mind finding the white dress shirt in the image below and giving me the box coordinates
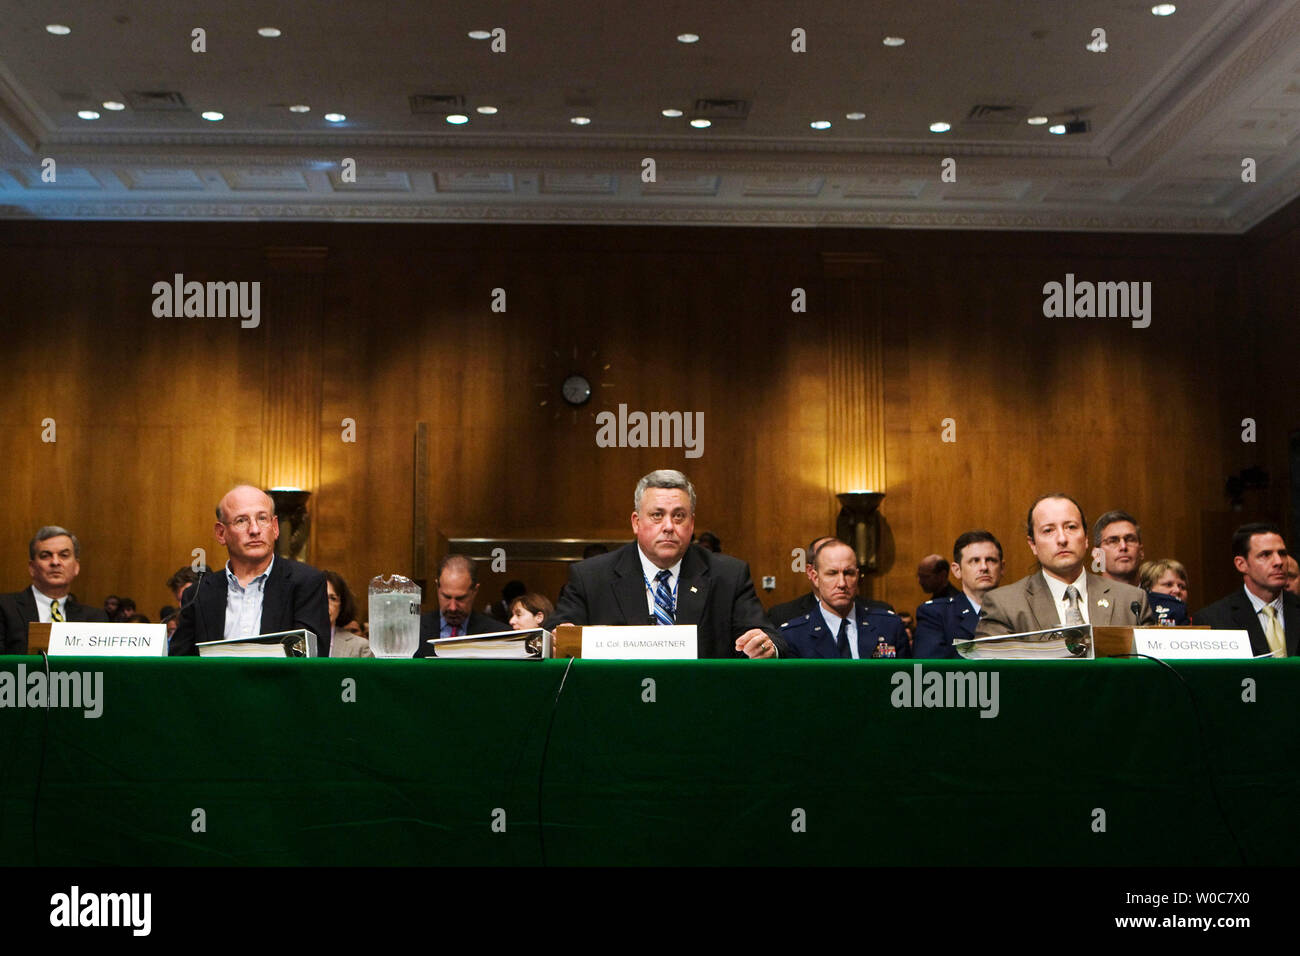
[1243,586,1285,639]
[637,547,682,622]
[1042,570,1090,625]
[31,586,67,623]
[223,556,275,640]
[818,602,859,658]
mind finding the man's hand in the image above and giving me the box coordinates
[736,628,776,659]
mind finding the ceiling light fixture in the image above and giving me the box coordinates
[257,27,281,37]
[846,112,866,120]
[77,110,99,120]
[1027,115,1048,125]
[468,30,491,40]
[324,112,346,123]
[201,111,224,121]
[289,104,310,113]
[446,114,469,124]
[1049,124,1066,134]
[810,120,831,130]
[677,33,700,43]
[662,108,683,118]
[102,101,125,111]
[690,118,711,128]
[476,106,498,115]
[1151,3,1176,15]
[570,116,591,125]
[929,121,950,133]
[882,36,905,47]
[46,24,71,35]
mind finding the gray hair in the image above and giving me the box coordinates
[30,525,80,560]
[634,470,697,514]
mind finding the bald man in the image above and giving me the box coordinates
[170,485,331,656]
[917,554,960,602]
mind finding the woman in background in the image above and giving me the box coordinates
[508,592,555,631]
[325,570,372,657]
[1139,558,1191,625]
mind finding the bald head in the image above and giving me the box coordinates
[216,485,274,523]
[214,485,279,572]
[917,554,951,595]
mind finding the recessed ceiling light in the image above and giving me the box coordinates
[661,108,683,118]
[845,112,866,121]
[882,36,905,47]
[1151,3,1176,15]
[690,118,711,128]
[570,116,591,125]
[468,29,491,40]
[289,104,310,113]
[45,24,71,35]
[446,114,469,125]
[677,33,700,43]
[102,101,125,111]
[1027,115,1049,125]
[324,112,346,123]
[476,106,498,115]
[929,121,951,133]
[77,110,99,120]
[201,111,224,121]
[257,27,281,37]
[1049,124,1066,135]
[810,120,832,130]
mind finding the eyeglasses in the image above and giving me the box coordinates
[1100,534,1140,548]
[225,513,273,531]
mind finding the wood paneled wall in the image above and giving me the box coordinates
[0,215,1286,622]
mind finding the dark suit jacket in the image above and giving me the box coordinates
[1194,587,1300,657]
[767,590,894,629]
[913,592,978,659]
[552,542,783,659]
[779,600,910,659]
[0,589,108,654]
[170,558,331,657]
[975,571,1154,637]
[416,609,502,659]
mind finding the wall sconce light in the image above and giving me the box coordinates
[836,490,886,570]
[268,487,312,561]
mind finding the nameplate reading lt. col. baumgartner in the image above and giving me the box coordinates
[581,625,698,660]
[47,622,169,657]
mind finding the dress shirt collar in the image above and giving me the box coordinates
[225,555,275,590]
[1041,569,1089,624]
[1243,585,1284,618]
[637,546,683,591]
[30,586,66,621]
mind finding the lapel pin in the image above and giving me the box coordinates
[1097,598,1110,608]
[689,586,698,593]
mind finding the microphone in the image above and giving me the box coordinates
[1130,600,1142,622]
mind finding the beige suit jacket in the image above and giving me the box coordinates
[974,570,1154,637]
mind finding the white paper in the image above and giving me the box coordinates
[1132,628,1252,660]
[582,625,698,660]
[47,622,169,657]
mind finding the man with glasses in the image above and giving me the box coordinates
[170,485,330,656]
[1093,510,1145,588]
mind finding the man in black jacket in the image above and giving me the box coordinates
[0,525,108,654]
[551,469,783,659]
[170,485,330,656]
[1196,522,1299,658]
[416,554,501,658]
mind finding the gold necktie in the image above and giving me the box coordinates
[1263,606,1286,658]
[50,599,64,622]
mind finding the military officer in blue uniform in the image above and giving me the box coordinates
[780,537,909,658]
[913,530,1005,658]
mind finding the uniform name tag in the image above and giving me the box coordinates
[48,623,169,657]
[582,625,698,659]
[1133,628,1252,659]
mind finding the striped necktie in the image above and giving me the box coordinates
[653,570,675,625]
[50,598,64,622]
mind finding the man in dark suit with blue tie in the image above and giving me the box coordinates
[779,538,909,658]
[913,530,1005,658]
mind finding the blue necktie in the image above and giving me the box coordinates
[836,616,851,658]
[653,569,675,626]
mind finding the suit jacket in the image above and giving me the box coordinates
[0,589,108,654]
[975,571,1154,637]
[330,628,373,659]
[170,558,331,657]
[552,542,783,659]
[767,590,894,629]
[779,600,910,659]
[416,609,502,659]
[1194,587,1300,657]
[913,592,979,659]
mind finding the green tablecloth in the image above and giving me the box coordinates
[1,658,1294,865]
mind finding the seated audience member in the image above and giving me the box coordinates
[1137,559,1191,626]
[1195,523,1299,657]
[1287,556,1300,597]
[117,597,137,621]
[324,570,371,658]
[166,566,201,605]
[487,580,527,622]
[897,611,915,644]
[780,538,909,658]
[917,554,960,602]
[509,592,555,630]
[416,554,500,657]
[551,469,783,659]
[768,535,893,628]
[695,531,722,553]
[171,485,330,656]
[914,530,1005,658]
[0,525,109,654]
[976,493,1153,636]
[1094,510,1144,587]
[103,595,121,620]
[165,613,179,644]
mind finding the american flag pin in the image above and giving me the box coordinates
[1097,598,1110,608]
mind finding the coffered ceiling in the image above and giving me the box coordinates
[1,0,1298,231]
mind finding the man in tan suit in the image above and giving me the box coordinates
[976,493,1154,636]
